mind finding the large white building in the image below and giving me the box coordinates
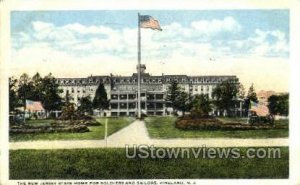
[56,65,239,116]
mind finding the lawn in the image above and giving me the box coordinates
[145,116,288,139]
[10,117,134,142]
[9,147,289,179]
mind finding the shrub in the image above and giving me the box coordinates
[9,124,89,134]
[57,104,101,126]
[175,116,280,131]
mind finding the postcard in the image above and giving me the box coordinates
[0,0,299,185]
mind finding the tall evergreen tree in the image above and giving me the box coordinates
[165,80,181,113]
[247,84,258,102]
[175,91,191,116]
[78,96,93,114]
[93,83,109,110]
[244,84,258,111]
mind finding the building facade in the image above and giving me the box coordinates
[56,66,239,116]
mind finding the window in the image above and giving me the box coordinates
[156,103,163,109]
[120,94,127,100]
[156,94,164,100]
[129,94,136,99]
[147,94,155,100]
[120,103,127,109]
[147,103,155,109]
[111,112,118,117]
[120,112,127,116]
[111,103,118,109]
[128,103,136,109]
[111,95,118,100]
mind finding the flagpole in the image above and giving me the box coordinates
[137,13,141,119]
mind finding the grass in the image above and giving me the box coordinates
[9,147,289,179]
[218,117,249,123]
[25,119,55,126]
[10,117,134,142]
[145,116,289,139]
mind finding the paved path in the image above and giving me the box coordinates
[10,120,289,150]
[106,119,151,147]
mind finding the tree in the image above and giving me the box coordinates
[268,94,289,116]
[190,94,212,117]
[9,77,19,112]
[39,73,63,112]
[165,80,181,113]
[175,91,191,116]
[31,72,44,101]
[78,96,93,114]
[212,80,239,115]
[11,73,63,115]
[244,84,258,112]
[93,83,109,110]
[17,73,35,109]
[60,103,77,121]
[238,84,246,100]
[65,90,72,105]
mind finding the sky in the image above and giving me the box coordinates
[10,10,289,92]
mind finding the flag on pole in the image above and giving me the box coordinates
[26,100,45,112]
[139,15,162,31]
[250,101,269,116]
[136,14,162,119]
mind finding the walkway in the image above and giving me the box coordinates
[106,119,151,147]
[9,120,289,150]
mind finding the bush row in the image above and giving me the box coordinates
[175,118,278,131]
[10,124,89,134]
[52,120,101,127]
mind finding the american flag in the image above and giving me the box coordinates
[26,100,45,112]
[140,15,162,31]
[250,101,269,116]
